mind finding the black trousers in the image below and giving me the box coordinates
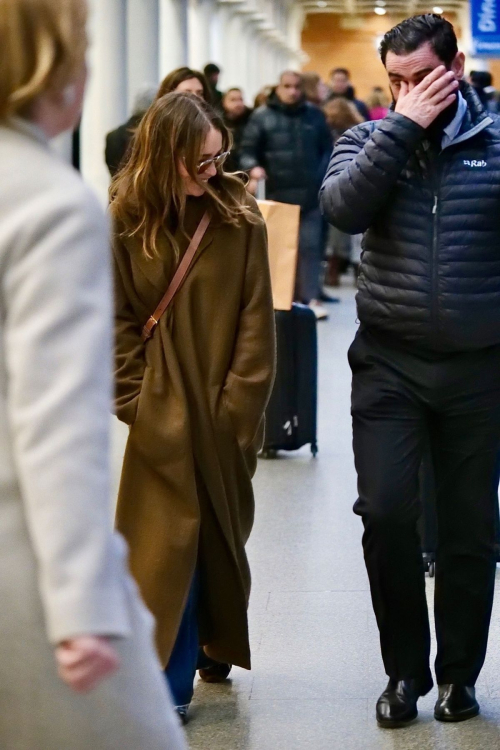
[349,329,500,688]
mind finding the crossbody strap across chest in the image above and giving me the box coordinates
[141,211,211,342]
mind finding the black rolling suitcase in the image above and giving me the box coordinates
[418,449,500,577]
[261,304,318,457]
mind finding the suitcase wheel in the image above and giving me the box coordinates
[311,443,318,458]
[422,553,435,577]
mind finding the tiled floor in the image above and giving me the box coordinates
[113,284,500,749]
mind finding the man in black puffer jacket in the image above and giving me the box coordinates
[240,71,332,317]
[321,14,500,729]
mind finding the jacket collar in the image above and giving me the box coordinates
[267,91,307,115]
[443,81,493,149]
[224,108,252,128]
[442,91,467,147]
[7,116,49,147]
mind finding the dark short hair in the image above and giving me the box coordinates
[380,14,458,67]
[224,87,242,96]
[470,70,493,88]
[331,68,350,78]
[204,63,221,76]
[157,67,211,104]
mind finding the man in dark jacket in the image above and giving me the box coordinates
[222,88,252,172]
[328,68,370,121]
[240,71,333,318]
[204,63,223,111]
[105,85,156,177]
[321,14,500,728]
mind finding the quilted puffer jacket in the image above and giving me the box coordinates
[240,93,333,212]
[320,83,500,352]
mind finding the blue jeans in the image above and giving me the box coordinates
[164,574,200,709]
[296,207,324,304]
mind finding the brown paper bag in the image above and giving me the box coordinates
[258,199,300,311]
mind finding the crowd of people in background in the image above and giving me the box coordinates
[105,63,390,322]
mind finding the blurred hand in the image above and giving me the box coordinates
[247,178,259,196]
[56,636,120,693]
[249,166,267,181]
[395,66,459,129]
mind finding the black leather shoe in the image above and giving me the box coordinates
[434,685,479,723]
[198,662,232,683]
[376,679,432,728]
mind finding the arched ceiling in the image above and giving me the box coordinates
[300,0,465,18]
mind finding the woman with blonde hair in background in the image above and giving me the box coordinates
[110,92,276,723]
[0,1,186,747]
[253,84,273,109]
[366,85,390,120]
[302,72,328,107]
[323,96,364,142]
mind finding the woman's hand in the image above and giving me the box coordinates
[249,166,267,181]
[247,178,259,196]
[56,636,120,693]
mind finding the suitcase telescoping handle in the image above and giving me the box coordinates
[256,179,266,201]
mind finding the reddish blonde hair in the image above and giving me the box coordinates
[0,0,88,118]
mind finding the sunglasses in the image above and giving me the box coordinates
[197,151,230,175]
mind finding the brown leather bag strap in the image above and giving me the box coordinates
[142,211,211,342]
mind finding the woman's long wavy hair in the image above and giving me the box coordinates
[323,96,363,134]
[109,93,256,260]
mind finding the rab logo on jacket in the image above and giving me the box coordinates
[463,160,487,168]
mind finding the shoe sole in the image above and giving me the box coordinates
[377,711,418,729]
[198,668,232,684]
[434,706,480,723]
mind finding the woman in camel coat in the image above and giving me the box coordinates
[111,92,276,720]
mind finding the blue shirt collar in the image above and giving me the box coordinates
[441,91,468,149]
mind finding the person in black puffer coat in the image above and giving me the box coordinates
[240,71,333,317]
[222,88,252,173]
[321,14,500,729]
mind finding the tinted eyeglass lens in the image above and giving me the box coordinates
[197,152,229,175]
[198,161,211,175]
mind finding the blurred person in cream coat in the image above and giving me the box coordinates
[0,1,186,748]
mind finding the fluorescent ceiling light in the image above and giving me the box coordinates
[433,6,444,12]
[374,6,387,14]
[375,1,387,6]
[317,0,328,6]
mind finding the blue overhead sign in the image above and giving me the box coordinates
[471,0,500,56]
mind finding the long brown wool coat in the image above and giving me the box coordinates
[113,195,276,669]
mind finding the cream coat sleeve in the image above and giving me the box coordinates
[2,181,132,645]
